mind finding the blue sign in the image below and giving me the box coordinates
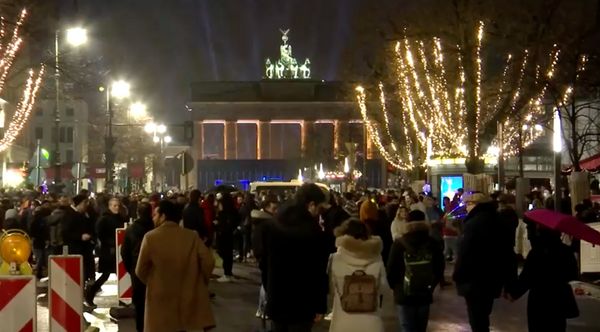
[440,175,463,209]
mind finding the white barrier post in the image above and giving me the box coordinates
[49,254,83,332]
[0,275,36,332]
[116,228,132,305]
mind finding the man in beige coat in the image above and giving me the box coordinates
[136,200,216,332]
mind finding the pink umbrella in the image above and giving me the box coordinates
[524,209,600,246]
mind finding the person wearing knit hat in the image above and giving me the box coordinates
[72,194,88,208]
[2,208,22,230]
[359,200,379,223]
[453,191,516,332]
[387,209,444,332]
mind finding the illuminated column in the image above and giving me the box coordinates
[258,121,271,159]
[365,124,375,159]
[224,121,237,160]
[194,122,204,160]
[301,120,315,159]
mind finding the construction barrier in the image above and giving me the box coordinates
[0,275,36,332]
[49,254,83,332]
[116,228,132,304]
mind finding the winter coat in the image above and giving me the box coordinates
[453,202,517,298]
[121,217,153,285]
[56,207,88,255]
[386,221,444,305]
[136,222,215,332]
[96,212,124,273]
[329,235,387,332]
[390,218,406,240]
[251,209,274,286]
[511,235,579,330]
[264,204,329,324]
[498,206,519,248]
[363,216,393,264]
[29,208,51,249]
[182,202,207,240]
[323,205,350,254]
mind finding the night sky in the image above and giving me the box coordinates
[71,0,367,121]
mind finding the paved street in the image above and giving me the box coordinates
[36,263,600,332]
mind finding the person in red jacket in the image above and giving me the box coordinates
[201,193,216,247]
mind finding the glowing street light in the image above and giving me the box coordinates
[111,80,130,99]
[553,108,562,212]
[164,135,172,144]
[130,101,147,119]
[553,109,562,152]
[318,163,325,180]
[144,122,156,134]
[66,27,88,47]
[156,124,167,134]
[153,136,160,143]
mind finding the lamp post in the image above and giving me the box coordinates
[104,80,130,193]
[553,108,562,212]
[53,27,87,185]
[145,122,171,192]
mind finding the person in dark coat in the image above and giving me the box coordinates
[215,192,240,282]
[509,225,579,331]
[251,195,279,320]
[322,193,350,254]
[30,205,51,279]
[85,197,124,307]
[121,202,153,332]
[453,192,517,332]
[497,194,519,249]
[238,193,258,262]
[387,210,444,332]
[182,189,207,241]
[263,183,329,332]
[360,200,393,264]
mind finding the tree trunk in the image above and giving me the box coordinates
[569,171,590,215]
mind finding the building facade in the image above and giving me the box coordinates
[187,81,385,191]
[28,98,89,175]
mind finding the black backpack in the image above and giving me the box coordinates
[403,245,435,297]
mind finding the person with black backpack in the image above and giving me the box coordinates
[386,210,444,332]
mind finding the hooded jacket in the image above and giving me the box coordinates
[386,220,444,305]
[263,203,329,323]
[251,209,275,286]
[329,235,387,332]
[453,202,517,298]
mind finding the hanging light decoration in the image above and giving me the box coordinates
[0,9,45,152]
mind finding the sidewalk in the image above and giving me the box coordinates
[35,263,600,331]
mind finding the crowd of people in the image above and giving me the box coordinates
[0,184,586,332]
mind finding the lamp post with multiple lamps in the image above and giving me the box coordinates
[103,80,131,193]
[144,122,171,192]
[53,27,87,185]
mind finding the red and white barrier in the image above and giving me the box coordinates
[0,275,36,332]
[116,228,132,304]
[49,255,83,332]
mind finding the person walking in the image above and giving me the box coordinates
[85,198,124,307]
[183,189,208,242]
[30,205,51,279]
[508,225,579,331]
[387,210,444,332]
[360,199,393,264]
[391,206,408,240]
[263,183,329,332]
[453,192,517,332]
[251,195,278,325]
[120,202,153,332]
[136,200,216,332]
[328,219,387,332]
[215,192,240,282]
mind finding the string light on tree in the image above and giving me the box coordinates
[0,9,45,152]
[357,22,563,168]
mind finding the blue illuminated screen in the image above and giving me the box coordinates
[440,176,463,209]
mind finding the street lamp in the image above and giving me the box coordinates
[145,122,171,192]
[104,79,131,192]
[130,101,147,120]
[53,26,87,185]
[553,108,562,211]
